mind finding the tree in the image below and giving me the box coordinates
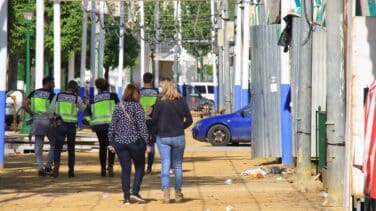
[102,9,140,71]
[8,1,83,78]
[44,1,82,67]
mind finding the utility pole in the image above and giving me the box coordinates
[36,0,44,89]
[0,0,8,170]
[234,1,242,111]
[325,0,345,206]
[223,0,231,113]
[118,0,125,100]
[242,0,250,107]
[218,0,224,111]
[140,0,145,86]
[210,0,218,110]
[53,0,61,92]
[280,0,293,166]
[174,0,182,84]
[154,0,160,87]
[90,0,96,102]
[79,0,88,128]
[98,0,105,78]
[296,0,313,184]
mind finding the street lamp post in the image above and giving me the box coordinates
[150,43,155,76]
[20,9,33,134]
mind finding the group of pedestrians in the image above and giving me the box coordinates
[23,72,193,205]
[24,78,86,177]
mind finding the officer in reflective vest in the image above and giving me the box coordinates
[23,76,55,177]
[140,72,159,174]
[90,78,119,177]
[49,80,87,178]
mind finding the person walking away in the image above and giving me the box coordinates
[108,84,151,205]
[90,78,119,177]
[23,76,56,177]
[49,80,87,178]
[140,72,159,174]
[152,81,193,203]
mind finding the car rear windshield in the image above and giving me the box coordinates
[208,86,214,93]
[195,86,206,94]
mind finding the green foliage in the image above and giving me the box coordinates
[8,0,35,56]
[8,1,140,70]
[44,2,82,63]
[181,1,211,58]
[143,1,212,58]
[8,1,82,65]
[103,24,140,69]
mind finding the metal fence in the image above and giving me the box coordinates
[250,24,282,158]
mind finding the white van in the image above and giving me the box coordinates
[189,82,215,101]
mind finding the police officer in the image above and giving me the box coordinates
[49,80,86,178]
[23,76,56,176]
[90,78,119,177]
[140,72,159,174]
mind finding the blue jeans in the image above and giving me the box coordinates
[157,135,185,191]
[35,132,55,171]
[114,140,146,195]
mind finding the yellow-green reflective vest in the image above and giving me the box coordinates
[55,93,78,123]
[31,90,52,115]
[140,96,157,119]
[91,93,115,125]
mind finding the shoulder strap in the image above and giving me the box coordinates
[119,102,133,123]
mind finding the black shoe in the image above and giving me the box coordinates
[124,194,131,205]
[45,167,53,176]
[123,198,131,205]
[68,171,75,178]
[130,193,145,202]
[108,167,114,177]
[101,169,106,177]
[146,168,152,174]
[38,170,46,177]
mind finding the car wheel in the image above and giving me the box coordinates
[207,125,231,146]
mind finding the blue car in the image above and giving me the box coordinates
[192,105,252,146]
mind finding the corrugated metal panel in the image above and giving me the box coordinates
[311,27,327,157]
[250,24,281,158]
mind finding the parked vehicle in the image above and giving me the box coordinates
[189,82,214,101]
[192,105,252,146]
[181,84,214,117]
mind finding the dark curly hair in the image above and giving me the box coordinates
[95,78,109,91]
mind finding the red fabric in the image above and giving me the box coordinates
[364,80,376,199]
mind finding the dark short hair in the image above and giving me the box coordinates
[143,72,153,83]
[122,84,140,102]
[42,76,54,85]
[67,80,79,91]
[95,78,109,91]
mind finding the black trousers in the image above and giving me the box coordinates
[95,129,115,171]
[54,122,76,173]
[146,120,155,170]
[114,140,146,195]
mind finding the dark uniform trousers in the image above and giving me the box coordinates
[54,122,77,174]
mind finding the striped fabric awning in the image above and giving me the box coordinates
[364,80,376,199]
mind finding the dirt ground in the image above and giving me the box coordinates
[0,118,328,211]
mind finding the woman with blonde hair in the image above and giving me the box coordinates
[152,81,193,203]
